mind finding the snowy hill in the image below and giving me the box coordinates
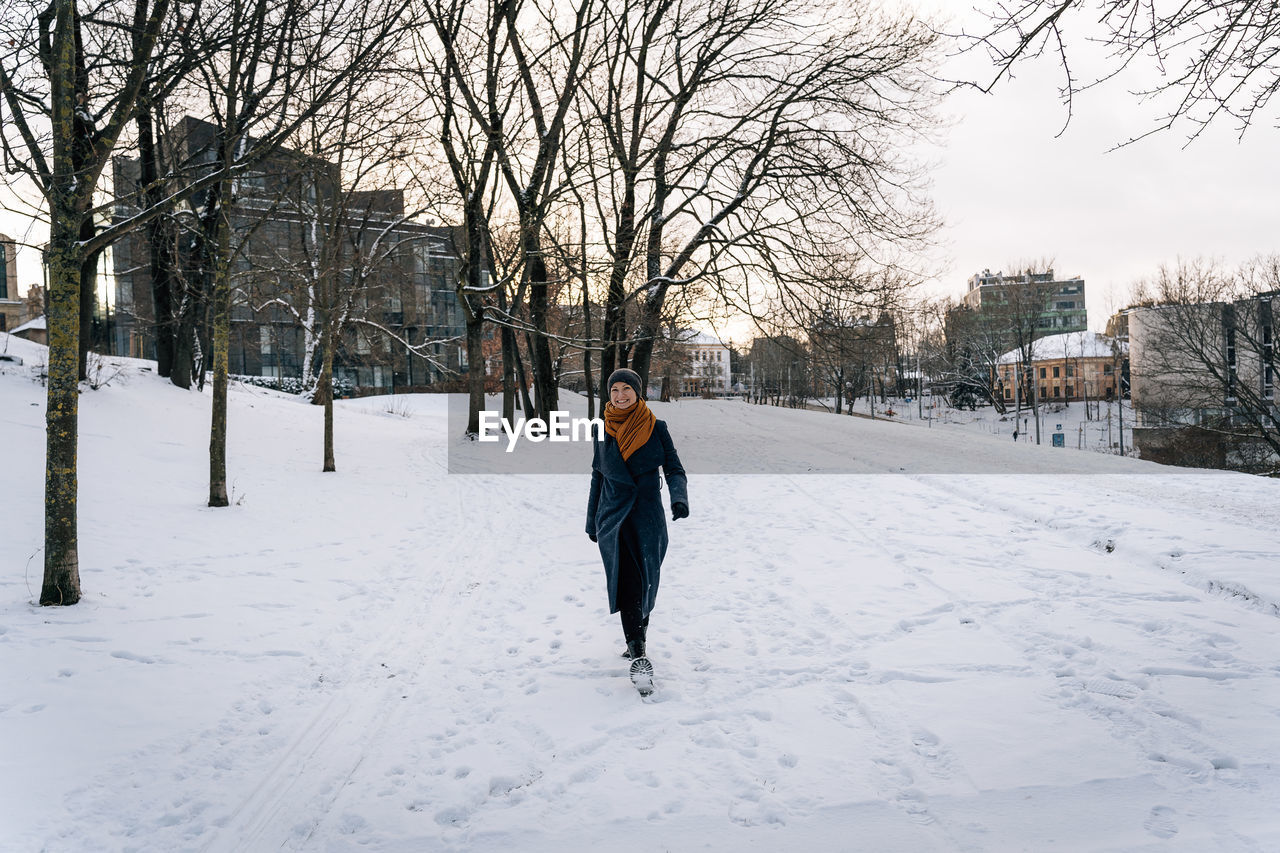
[2,332,1279,852]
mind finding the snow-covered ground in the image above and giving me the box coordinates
[3,332,1279,852]
[805,393,1135,456]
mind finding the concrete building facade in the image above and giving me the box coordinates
[963,268,1088,337]
[0,234,22,333]
[109,117,466,393]
[1129,294,1280,470]
[680,330,732,396]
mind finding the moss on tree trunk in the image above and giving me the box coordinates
[42,230,83,605]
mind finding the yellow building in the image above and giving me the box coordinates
[996,331,1126,404]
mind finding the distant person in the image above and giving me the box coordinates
[585,368,688,696]
[1013,429,1019,442]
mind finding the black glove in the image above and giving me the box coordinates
[588,533,598,543]
[671,502,688,521]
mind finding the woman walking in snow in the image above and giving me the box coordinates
[585,368,688,695]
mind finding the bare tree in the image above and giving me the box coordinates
[746,332,811,407]
[944,263,1063,434]
[248,77,442,472]
[422,0,600,421]
[939,299,1007,411]
[800,262,912,414]
[579,0,939,393]
[1,0,171,605]
[1129,256,1280,470]
[126,7,232,387]
[413,0,507,435]
[961,1,1280,141]
[1001,266,1062,441]
[180,0,410,505]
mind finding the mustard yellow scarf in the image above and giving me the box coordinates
[603,398,656,461]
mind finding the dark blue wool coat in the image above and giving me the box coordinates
[585,419,687,617]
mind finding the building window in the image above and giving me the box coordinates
[1040,386,1047,398]
[1039,367,1046,379]
[1004,387,1011,399]
[1052,366,1060,378]
[1103,363,1114,375]
[260,326,272,356]
[1065,385,1073,397]
[1053,386,1061,398]
[1066,364,1075,378]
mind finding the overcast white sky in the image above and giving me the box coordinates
[917,1,1280,329]
[4,2,1278,335]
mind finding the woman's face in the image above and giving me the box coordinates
[610,381,637,410]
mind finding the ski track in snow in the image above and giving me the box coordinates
[3,354,1279,852]
[203,445,483,852]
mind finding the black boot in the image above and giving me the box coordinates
[628,642,654,696]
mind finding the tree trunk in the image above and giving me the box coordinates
[136,98,177,377]
[77,224,97,380]
[598,300,623,402]
[514,336,535,417]
[174,185,222,391]
[319,319,336,472]
[171,304,197,388]
[629,291,667,389]
[42,222,83,605]
[40,0,85,605]
[598,187,636,402]
[465,309,485,436]
[498,286,516,422]
[208,189,232,507]
[525,233,557,419]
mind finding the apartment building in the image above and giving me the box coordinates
[109,116,465,392]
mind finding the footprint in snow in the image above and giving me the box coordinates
[433,805,471,826]
[911,729,940,760]
[1144,805,1178,838]
[1084,676,1141,700]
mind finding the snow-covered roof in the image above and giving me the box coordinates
[997,331,1126,365]
[678,329,728,347]
[10,316,46,335]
